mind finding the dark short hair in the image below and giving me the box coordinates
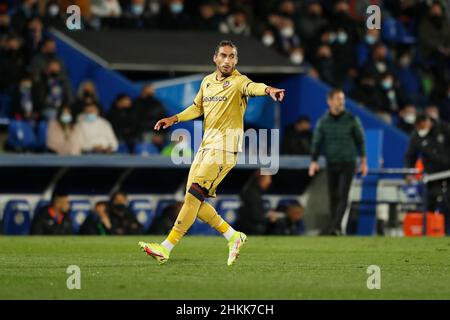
[327,88,343,100]
[51,191,68,204]
[415,113,430,125]
[296,115,310,123]
[214,40,238,56]
[110,191,127,203]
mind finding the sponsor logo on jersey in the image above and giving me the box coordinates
[203,96,228,102]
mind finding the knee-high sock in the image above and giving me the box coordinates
[166,193,202,246]
[197,202,235,238]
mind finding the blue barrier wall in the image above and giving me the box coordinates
[280,75,409,168]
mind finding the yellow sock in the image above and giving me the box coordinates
[167,193,202,245]
[197,202,231,234]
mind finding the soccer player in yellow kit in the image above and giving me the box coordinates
[139,40,285,266]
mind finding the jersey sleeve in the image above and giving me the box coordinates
[239,75,269,97]
[175,81,204,122]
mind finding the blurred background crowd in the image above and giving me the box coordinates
[0,0,449,157]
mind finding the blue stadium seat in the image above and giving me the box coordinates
[36,121,48,151]
[69,200,91,234]
[134,143,160,156]
[154,199,177,218]
[3,200,32,235]
[0,93,11,119]
[116,143,130,154]
[215,198,240,226]
[7,120,37,150]
[129,199,154,232]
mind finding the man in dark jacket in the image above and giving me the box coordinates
[31,192,72,235]
[282,115,312,155]
[309,88,368,235]
[235,172,272,235]
[405,114,450,233]
[80,192,143,235]
[107,93,141,152]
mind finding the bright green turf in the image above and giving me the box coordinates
[1,236,450,299]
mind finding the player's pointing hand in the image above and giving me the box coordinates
[266,87,285,102]
[154,116,178,130]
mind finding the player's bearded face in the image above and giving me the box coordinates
[214,46,238,77]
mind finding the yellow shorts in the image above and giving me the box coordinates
[186,148,237,198]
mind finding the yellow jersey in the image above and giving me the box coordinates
[175,69,269,153]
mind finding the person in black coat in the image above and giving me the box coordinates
[31,192,73,235]
[80,192,143,235]
[134,84,168,150]
[235,172,273,235]
[107,93,141,151]
[282,116,312,155]
[405,114,450,234]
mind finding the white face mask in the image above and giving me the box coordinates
[290,53,304,65]
[48,4,59,16]
[262,35,274,47]
[280,27,294,38]
[418,128,430,137]
[337,31,348,44]
[403,113,416,124]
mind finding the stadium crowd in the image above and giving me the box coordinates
[0,0,450,156]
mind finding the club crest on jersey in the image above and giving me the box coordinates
[223,81,231,89]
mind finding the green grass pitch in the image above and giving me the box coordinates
[1,236,450,299]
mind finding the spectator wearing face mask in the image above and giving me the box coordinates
[260,28,276,48]
[394,50,424,106]
[11,73,40,121]
[134,84,167,149]
[42,0,65,29]
[108,191,143,235]
[361,43,394,81]
[77,102,118,153]
[378,72,405,114]
[107,93,141,152]
[425,104,448,127]
[71,80,103,118]
[11,0,38,36]
[314,44,337,86]
[297,1,327,49]
[269,16,300,56]
[0,34,26,93]
[195,1,221,31]
[46,105,82,155]
[405,113,450,234]
[158,0,191,30]
[29,38,67,80]
[356,28,380,67]
[115,0,157,29]
[35,59,74,120]
[397,104,417,134]
[418,2,450,63]
[219,9,251,36]
[90,0,122,18]
[330,26,357,86]
[31,192,73,235]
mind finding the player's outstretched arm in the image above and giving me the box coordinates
[154,115,178,131]
[265,86,285,102]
